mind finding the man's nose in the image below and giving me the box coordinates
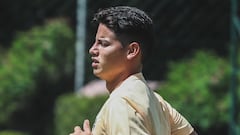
[89,43,98,56]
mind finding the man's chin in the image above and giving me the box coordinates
[93,70,101,77]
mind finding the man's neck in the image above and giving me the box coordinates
[106,71,141,93]
[106,73,129,93]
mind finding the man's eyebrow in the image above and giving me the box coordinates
[97,38,111,43]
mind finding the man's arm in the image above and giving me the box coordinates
[190,130,198,135]
[154,93,195,135]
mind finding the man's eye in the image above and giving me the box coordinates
[101,42,110,47]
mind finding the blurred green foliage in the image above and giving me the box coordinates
[54,94,107,135]
[0,130,29,135]
[157,50,233,133]
[0,19,75,132]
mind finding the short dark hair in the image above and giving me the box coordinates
[92,6,154,62]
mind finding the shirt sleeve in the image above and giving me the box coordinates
[105,98,130,135]
[164,100,194,135]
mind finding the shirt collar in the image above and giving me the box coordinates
[110,72,146,98]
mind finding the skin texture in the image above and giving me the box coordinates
[90,23,128,90]
[89,23,142,92]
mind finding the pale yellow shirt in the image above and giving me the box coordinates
[92,73,194,135]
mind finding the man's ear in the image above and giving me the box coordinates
[127,42,141,60]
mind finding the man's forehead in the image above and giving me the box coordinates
[96,24,117,37]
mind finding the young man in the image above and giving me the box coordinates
[70,6,198,135]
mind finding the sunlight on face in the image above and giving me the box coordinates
[89,23,128,81]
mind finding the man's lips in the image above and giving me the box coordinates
[91,58,99,68]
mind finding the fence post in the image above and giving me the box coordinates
[230,0,239,134]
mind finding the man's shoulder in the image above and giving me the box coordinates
[153,92,171,109]
[153,92,164,102]
[107,96,128,107]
